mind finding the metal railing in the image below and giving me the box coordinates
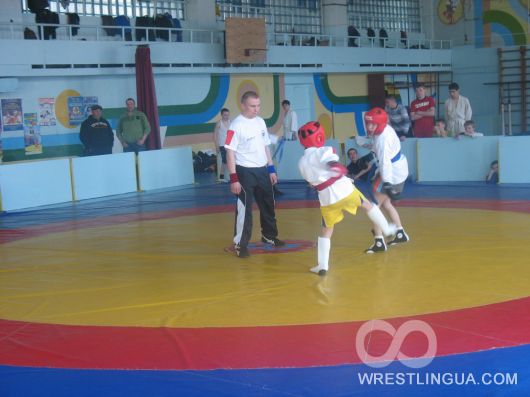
[0,21,224,44]
[270,32,451,49]
[0,21,451,49]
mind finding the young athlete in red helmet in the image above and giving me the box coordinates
[297,121,397,275]
[364,107,410,253]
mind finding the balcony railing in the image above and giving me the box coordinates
[0,21,451,49]
[0,21,224,44]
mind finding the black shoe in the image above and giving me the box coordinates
[365,237,387,254]
[235,244,250,258]
[261,235,286,246]
[388,229,409,246]
[274,187,285,196]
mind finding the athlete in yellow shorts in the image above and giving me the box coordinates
[321,188,366,228]
[298,122,397,275]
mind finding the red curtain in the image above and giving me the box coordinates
[135,46,161,150]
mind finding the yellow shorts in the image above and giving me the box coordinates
[320,188,366,228]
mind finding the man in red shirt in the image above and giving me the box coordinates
[410,83,435,138]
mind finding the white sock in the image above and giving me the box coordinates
[367,205,397,237]
[311,237,330,274]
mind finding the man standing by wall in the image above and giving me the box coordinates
[384,95,411,141]
[410,83,435,138]
[117,98,151,154]
[225,91,285,258]
[445,82,472,137]
[213,108,231,182]
[79,105,114,156]
[281,99,298,140]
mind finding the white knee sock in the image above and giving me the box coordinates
[311,237,330,274]
[367,205,397,237]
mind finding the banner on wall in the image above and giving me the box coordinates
[38,98,56,126]
[24,113,42,155]
[1,98,23,132]
[67,96,98,125]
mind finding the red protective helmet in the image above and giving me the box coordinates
[298,121,325,148]
[364,107,388,135]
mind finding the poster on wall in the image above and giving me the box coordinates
[67,96,99,125]
[67,96,85,126]
[1,98,23,132]
[24,113,43,155]
[38,97,56,126]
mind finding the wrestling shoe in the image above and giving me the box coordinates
[261,236,286,246]
[365,237,387,254]
[310,265,327,276]
[235,244,250,258]
[388,229,410,246]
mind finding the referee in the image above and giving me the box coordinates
[224,91,285,258]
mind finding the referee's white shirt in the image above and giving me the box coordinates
[225,115,271,168]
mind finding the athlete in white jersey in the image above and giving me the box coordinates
[297,121,396,275]
[364,107,410,253]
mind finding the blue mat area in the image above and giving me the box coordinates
[2,344,529,397]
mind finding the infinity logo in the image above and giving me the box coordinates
[355,319,437,369]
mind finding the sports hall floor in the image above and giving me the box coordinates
[1,175,530,396]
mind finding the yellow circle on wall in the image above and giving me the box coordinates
[55,89,81,129]
[236,80,260,113]
[438,0,464,25]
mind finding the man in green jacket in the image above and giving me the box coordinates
[117,98,151,153]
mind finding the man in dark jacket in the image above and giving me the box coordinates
[80,105,114,156]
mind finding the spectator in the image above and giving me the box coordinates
[116,98,151,154]
[225,91,285,258]
[410,83,435,137]
[486,160,499,184]
[433,118,448,138]
[213,108,231,182]
[347,25,360,47]
[445,82,472,137]
[384,95,411,141]
[79,105,114,156]
[281,100,298,140]
[462,120,484,138]
[347,148,376,182]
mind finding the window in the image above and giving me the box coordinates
[21,0,186,19]
[347,0,421,33]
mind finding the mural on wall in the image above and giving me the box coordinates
[312,73,369,142]
[437,0,465,25]
[1,72,440,162]
[475,0,529,47]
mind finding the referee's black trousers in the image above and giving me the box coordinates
[234,165,279,248]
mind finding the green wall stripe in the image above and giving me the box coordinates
[483,10,527,45]
[2,145,84,163]
[103,75,223,119]
[320,74,369,105]
[166,74,281,137]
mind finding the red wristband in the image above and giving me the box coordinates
[230,173,239,183]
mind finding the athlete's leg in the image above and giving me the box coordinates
[311,223,333,275]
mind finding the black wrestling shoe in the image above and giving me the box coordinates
[235,244,250,258]
[261,236,286,246]
[388,229,410,246]
[365,237,387,254]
